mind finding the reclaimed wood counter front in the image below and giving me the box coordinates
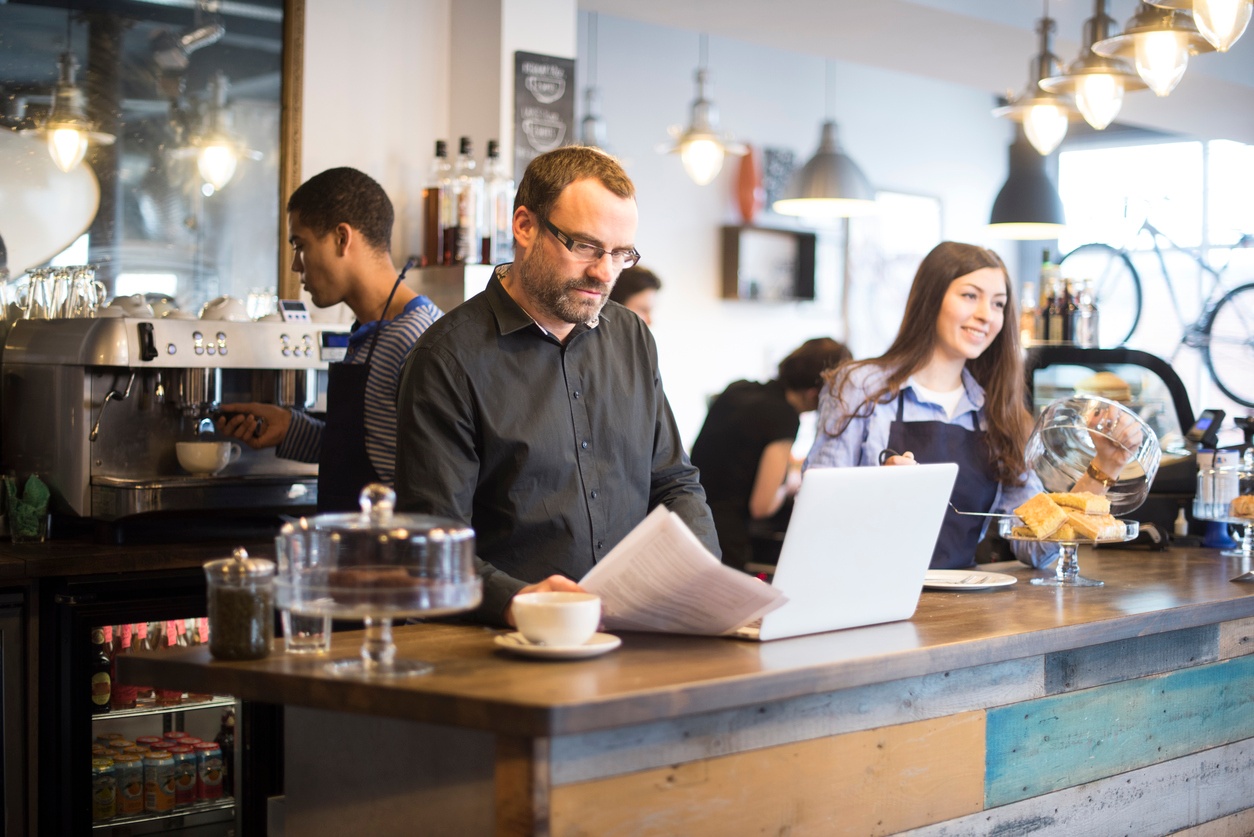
[122,547,1254,836]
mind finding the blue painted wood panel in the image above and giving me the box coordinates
[986,655,1254,807]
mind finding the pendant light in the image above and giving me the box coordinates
[1092,2,1214,97]
[993,8,1080,157]
[1040,0,1147,131]
[1147,0,1251,51]
[29,9,115,173]
[987,124,1066,241]
[580,12,608,149]
[657,34,746,186]
[188,73,259,190]
[772,61,875,218]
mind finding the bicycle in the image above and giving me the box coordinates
[1059,220,1254,407]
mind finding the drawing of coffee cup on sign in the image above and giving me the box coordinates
[525,74,566,104]
[522,115,566,152]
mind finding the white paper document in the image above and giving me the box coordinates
[580,506,787,635]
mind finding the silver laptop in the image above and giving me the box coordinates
[733,462,958,641]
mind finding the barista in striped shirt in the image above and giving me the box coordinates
[217,167,441,511]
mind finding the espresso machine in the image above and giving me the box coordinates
[1,316,347,533]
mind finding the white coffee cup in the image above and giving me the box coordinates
[176,441,242,475]
[511,591,601,646]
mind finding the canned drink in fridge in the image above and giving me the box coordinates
[112,753,145,816]
[91,757,116,822]
[170,746,198,807]
[194,742,224,800]
[143,752,176,812]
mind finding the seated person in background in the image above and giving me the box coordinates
[805,241,1131,570]
[215,167,442,511]
[608,264,662,326]
[691,337,852,571]
[394,146,719,627]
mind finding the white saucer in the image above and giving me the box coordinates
[494,631,621,659]
[923,570,1018,591]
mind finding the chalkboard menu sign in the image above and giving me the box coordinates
[514,51,576,177]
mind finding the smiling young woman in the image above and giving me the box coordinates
[803,240,1059,571]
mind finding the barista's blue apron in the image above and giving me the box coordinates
[886,391,999,569]
[316,273,406,513]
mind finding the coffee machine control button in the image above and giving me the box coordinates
[194,345,205,355]
[193,331,204,341]
[282,347,292,357]
[167,343,177,355]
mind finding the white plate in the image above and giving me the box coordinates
[494,631,621,659]
[923,570,1018,591]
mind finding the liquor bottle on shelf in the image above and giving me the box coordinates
[422,140,451,267]
[1062,279,1078,344]
[1019,280,1037,347]
[446,136,484,265]
[1073,278,1099,347]
[1037,250,1058,343]
[481,139,515,265]
[90,626,112,715]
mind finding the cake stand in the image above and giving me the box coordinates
[274,485,480,677]
[1000,516,1139,587]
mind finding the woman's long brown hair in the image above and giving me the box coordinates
[823,241,1032,485]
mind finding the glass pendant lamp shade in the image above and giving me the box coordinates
[1023,104,1070,155]
[993,15,1079,156]
[36,52,115,172]
[579,12,609,149]
[1135,29,1191,94]
[197,142,238,190]
[1092,3,1214,97]
[657,36,746,186]
[1040,0,1147,130]
[988,127,1066,240]
[1194,0,1253,50]
[1148,0,1252,51]
[773,121,876,217]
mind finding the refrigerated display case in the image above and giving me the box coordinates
[38,568,280,835]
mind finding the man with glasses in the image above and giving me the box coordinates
[395,146,719,627]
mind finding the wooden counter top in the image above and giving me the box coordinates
[121,546,1254,737]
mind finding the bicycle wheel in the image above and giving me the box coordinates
[1203,281,1254,408]
[1058,243,1142,347]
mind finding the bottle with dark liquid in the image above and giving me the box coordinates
[1047,276,1066,344]
[1036,250,1056,343]
[1062,279,1078,344]
[481,140,515,265]
[446,136,484,265]
[422,140,450,267]
[89,626,112,714]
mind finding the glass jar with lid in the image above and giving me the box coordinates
[204,547,275,660]
[1194,447,1254,562]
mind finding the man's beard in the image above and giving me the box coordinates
[516,243,613,326]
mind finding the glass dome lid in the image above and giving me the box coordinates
[1024,395,1162,516]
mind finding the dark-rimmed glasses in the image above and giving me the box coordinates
[539,216,640,269]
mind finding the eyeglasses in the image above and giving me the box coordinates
[539,216,640,269]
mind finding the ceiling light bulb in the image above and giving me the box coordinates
[197,143,238,190]
[48,127,89,173]
[1074,72,1125,129]
[680,138,725,186]
[1134,29,1189,95]
[1023,103,1069,155]
[1193,0,1252,51]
